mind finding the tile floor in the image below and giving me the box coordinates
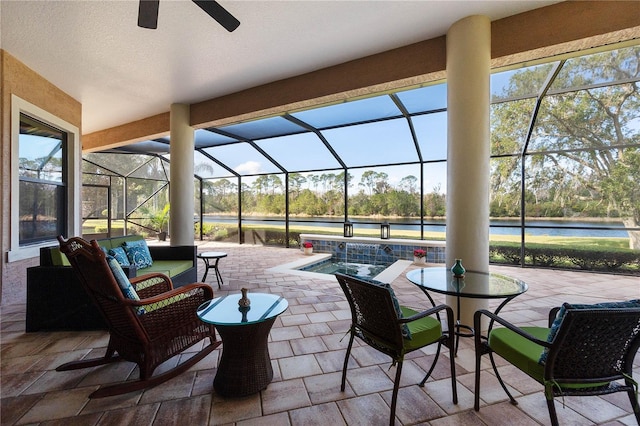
[1,241,639,425]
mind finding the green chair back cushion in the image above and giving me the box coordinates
[49,248,71,266]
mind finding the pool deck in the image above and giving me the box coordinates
[2,240,639,425]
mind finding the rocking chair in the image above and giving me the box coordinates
[56,236,220,398]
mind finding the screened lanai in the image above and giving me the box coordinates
[81,43,640,274]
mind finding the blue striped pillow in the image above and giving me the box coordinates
[108,247,130,266]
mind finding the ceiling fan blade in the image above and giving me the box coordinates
[192,0,240,32]
[138,0,160,29]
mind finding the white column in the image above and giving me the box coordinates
[169,103,195,246]
[446,15,491,327]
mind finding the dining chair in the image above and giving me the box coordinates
[336,273,457,426]
[474,300,640,425]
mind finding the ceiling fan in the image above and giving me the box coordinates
[138,0,240,32]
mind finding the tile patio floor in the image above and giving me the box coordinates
[1,240,639,425]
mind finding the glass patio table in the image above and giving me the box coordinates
[406,267,528,354]
[197,292,288,397]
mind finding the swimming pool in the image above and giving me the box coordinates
[299,259,389,279]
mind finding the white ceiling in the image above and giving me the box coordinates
[1,0,558,134]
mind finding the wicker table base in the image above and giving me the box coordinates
[213,317,277,397]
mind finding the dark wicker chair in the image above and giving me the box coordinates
[56,236,220,398]
[474,302,640,425]
[336,273,457,426]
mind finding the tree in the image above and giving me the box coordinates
[288,173,306,197]
[399,175,418,194]
[491,46,640,248]
[359,171,389,195]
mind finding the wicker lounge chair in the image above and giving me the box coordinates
[56,236,220,398]
[336,273,457,426]
[474,301,640,425]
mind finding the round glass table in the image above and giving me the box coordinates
[197,292,288,397]
[406,267,528,354]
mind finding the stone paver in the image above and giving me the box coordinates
[1,240,638,425]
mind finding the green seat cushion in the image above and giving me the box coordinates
[50,248,71,266]
[401,306,442,351]
[489,326,548,383]
[143,260,192,277]
[140,293,190,314]
[490,326,611,390]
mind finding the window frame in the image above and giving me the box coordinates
[8,95,81,262]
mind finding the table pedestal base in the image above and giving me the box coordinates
[452,322,474,356]
[214,317,276,397]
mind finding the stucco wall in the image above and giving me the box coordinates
[0,51,81,304]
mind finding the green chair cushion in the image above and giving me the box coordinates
[49,248,71,266]
[107,235,144,248]
[143,260,192,277]
[141,293,190,314]
[489,325,611,390]
[490,326,548,383]
[401,306,442,351]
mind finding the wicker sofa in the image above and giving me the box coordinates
[26,235,197,332]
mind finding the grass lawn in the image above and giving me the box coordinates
[83,219,631,250]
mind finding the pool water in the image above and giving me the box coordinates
[300,260,389,279]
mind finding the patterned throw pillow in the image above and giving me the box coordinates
[539,299,640,364]
[108,247,130,266]
[106,255,143,308]
[360,277,412,340]
[122,240,153,269]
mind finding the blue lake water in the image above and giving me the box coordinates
[203,216,631,238]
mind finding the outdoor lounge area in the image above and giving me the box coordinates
[2,240,639,425]
[2,2,640,425]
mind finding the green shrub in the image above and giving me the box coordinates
[490,242,640,274]
[195,222,236,241]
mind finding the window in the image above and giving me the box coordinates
[18,115,67,244]
[9,95,81,262]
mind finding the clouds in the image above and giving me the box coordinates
[235,160,262,175]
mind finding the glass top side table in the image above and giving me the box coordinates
[198,292,288,325]
[197,292,288,397]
